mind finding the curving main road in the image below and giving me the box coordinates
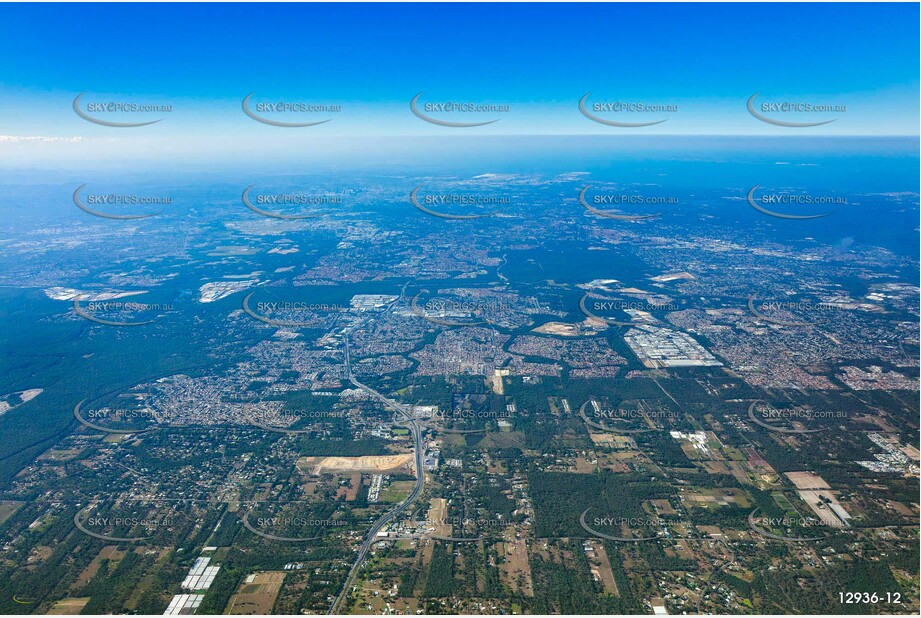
[330,311,425,614]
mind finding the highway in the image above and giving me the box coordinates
[330,310,425,614]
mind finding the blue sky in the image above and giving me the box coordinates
[0,3,918,164]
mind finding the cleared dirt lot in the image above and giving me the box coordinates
[225,571,286,614]
[427,498,450,537]
[47,597,90,614]
[785,471,831,490]
[72,545,124,589]
[0,500,21,525]
[498,536,533,596]
[297,454,415,476]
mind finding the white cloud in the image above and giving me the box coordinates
[0,135,83,143]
